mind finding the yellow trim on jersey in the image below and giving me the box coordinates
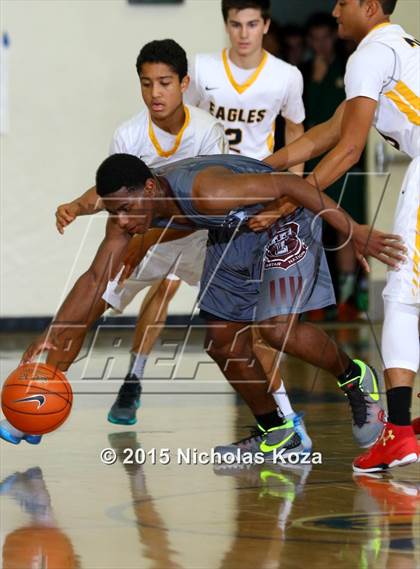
[394,82,420,111]
[370,22,392,34]
[412,207,420,293]
[222,49,268,95]
[385,87,420,126]
[148,106,190,158]
[266,120,275,153]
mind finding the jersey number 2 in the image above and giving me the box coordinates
[225,128,243,153]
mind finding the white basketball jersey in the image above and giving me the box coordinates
[345,23,420,158]
[110,104,228,167]
[186,50,305,160]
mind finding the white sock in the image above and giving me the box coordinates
[273,381,294,417]
[129,353,148,379]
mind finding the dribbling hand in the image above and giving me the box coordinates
[21,333,58,364]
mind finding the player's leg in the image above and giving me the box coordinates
[131,276,181,370]
[251,326,312,451]
[258,210,384,448]
[107,276,181,425]
[353,301,419,472]
[203,314,303,461]
[258,313,384,444]
[353,158,420,472]
[104,231,206,424]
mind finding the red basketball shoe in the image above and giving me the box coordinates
[353,423,419,473]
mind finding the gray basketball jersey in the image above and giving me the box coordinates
[156,154,273,228]
[154,155,335,321]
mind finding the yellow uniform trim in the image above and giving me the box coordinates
[413,207,420,293]
[148,106,190,158]
[370,22,392,34]
[222,49,268,95]
[266,120,275,153]
[412,209,420,293]
[394,81,420,111]
[385,90,420,126]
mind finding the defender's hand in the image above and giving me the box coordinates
[248,199,298,232]
[55,202,81,234]
[352,224,407,272]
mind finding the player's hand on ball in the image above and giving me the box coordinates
[21,333,58,364]
[352,224,407,272]
[55,202,81,234]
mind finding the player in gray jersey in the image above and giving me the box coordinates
[14,153,405,464]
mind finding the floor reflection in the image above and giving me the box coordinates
[107,431,183,569]
[353,473,420,569]
[1,467,81,569]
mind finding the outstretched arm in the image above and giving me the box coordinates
[306,97,376,190]
[283,118,305,176]
[195,169,406,270]
[264,102,346,171]
[250,97,375,231]
[22,217,131,362]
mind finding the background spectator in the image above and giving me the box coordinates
[303,13,367,321]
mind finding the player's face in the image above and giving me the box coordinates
[332,0,368,40]
[139,62,189,121]
[103,187,155,235]
[226,9,271,57]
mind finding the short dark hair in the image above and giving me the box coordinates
[135,39,188,80]
[361,0,398,15]
[222,0,271,22]
[306,13,337,34]
[96,154,153,197]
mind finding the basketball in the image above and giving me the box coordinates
[1,363,73,435]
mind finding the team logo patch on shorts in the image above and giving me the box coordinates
[264,222,308,270]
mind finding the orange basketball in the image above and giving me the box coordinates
[1,363,73,435]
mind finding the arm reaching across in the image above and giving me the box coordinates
[195,168,406,270]
[264,102,345,172]
[22,217,131,363]
[249,117,306,230]
[283,118,305,176]
[306,97,376,190]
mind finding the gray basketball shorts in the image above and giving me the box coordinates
[198,208,336,322]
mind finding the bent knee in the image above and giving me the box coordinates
[206,341,253,366]
[258,318,295,347]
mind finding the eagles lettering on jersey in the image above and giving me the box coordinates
[187,50,305,160]
[208,102,267,124]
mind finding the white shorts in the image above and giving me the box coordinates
[383,156,420,306]
[102,230,208,313]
